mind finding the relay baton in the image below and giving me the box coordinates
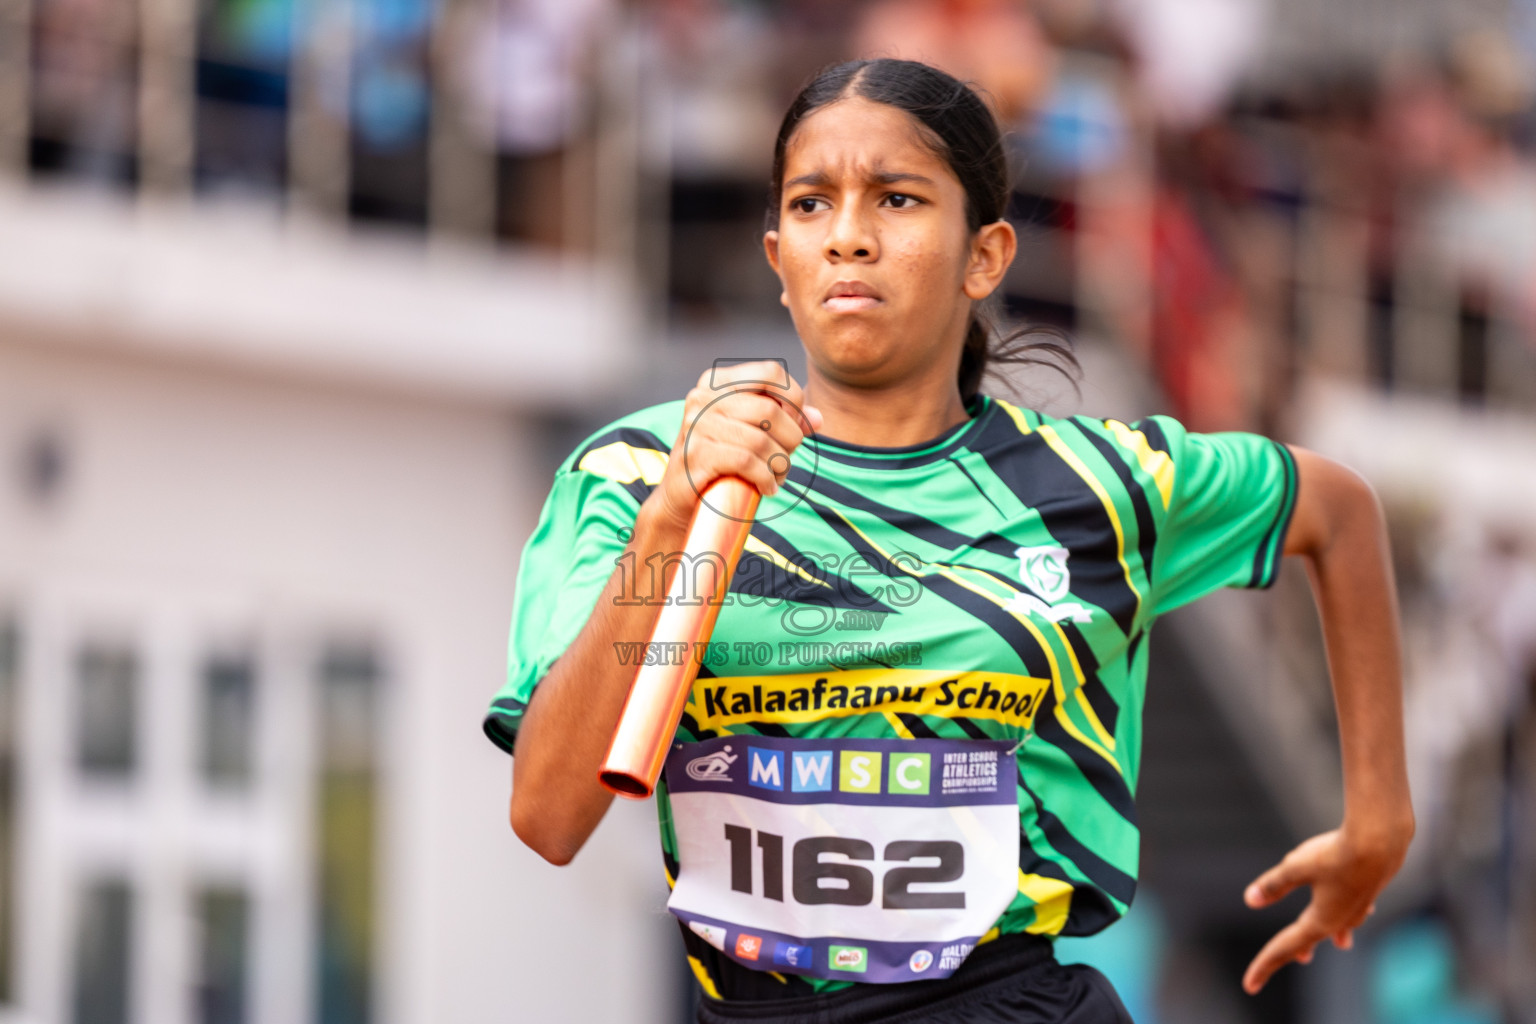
[598,474,760,798]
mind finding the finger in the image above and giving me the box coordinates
[709,364,820,434]
[705,442,780,497]
[715,392,806,453]
[1331,928,1353,950]
[1246,856,1308,909]
[1243,917,1328,995]
[676,432,778,498]
[707,360,793,396]
[710,418,793,485]
[800,402,824,434]
[729,381,820,439]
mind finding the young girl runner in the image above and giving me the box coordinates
[485,58,1414,1024]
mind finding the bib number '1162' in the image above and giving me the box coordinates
[663,735,1019,984]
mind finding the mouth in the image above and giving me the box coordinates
[822,280,883,314]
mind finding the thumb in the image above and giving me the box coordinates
[803,405,824,433]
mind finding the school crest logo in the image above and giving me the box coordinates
[1004,545,1093,623]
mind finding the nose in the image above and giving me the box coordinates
[824,202,877,263]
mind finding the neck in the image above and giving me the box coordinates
[802,363,974,447]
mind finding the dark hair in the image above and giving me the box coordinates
[768,58,1078,405]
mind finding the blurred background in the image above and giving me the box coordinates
[1,0,1535,1022]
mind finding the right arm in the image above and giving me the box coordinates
[508,501,688,865]
[509,362,820,865]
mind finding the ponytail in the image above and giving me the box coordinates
[958,309,1079,407]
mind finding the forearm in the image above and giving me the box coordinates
[1289,450,1415,850]
[510,498,691,864]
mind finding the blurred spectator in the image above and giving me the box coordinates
[643,0,783,319]
[30,0,138,183]
[193,0,293,196]
[850,0,1056,128]
[347,0,434,224]
[1419,33,1536,399]
[1110,0,1267,128]
[463,0,610,247]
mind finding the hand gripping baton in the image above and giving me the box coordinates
[598,474,760,798]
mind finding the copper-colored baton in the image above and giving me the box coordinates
[598,474,760,798]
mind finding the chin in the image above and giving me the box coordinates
[806,330,904,382]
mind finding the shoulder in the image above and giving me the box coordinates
[557,399,686,476]
[983,399,1183,464]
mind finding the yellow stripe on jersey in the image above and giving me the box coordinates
[1019,871,1074,935]
[577,441,669,485]
[1076,688,1118,753]
[993,397,1035,436]
[978,926,1002,945]
[819,507,1122,775]
[918,559,1121,772]
[891,548,1118,770]
[1104,419,1175,510]
[1036,424,1143,622]
[688,957,722,1000]
[743,535,832,589]
[883,710,916,739]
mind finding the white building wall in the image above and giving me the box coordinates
[0,336,677,1024]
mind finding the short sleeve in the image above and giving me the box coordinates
[1145,416,1299,618]
[482,467,644,755]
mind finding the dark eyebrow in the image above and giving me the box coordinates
[783,169,938,190]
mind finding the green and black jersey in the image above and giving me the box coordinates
[483,392,1298,998]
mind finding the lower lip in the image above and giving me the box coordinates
[823,296,882,313]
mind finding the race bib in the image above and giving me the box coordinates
[664,735,1019,984]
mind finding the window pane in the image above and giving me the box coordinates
[201,656,254,788]
[194,887,249,1024]
[0,618,17,1004]
[72,878,132,1024]
[76,645,137,777]
[315,646,378,1024]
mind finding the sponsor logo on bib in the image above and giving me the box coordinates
[689,921,727,951]
[735,933,763,960]
[909,949,934,973]
[686,746,737,782]
[774,942,813,969]
[829,946,868,972]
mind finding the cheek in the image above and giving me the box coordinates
[889,234,966,291]
[779,241,824,303]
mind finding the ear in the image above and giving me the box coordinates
[763,230,789,308]
[962,220,1017,301]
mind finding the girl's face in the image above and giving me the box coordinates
[764,96,1014,392]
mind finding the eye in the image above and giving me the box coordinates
[883,193,921,209]
[791,196,828,215]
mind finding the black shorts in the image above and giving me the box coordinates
[694,933,1134,1024]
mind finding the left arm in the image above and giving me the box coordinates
[1241,445,1416,994]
